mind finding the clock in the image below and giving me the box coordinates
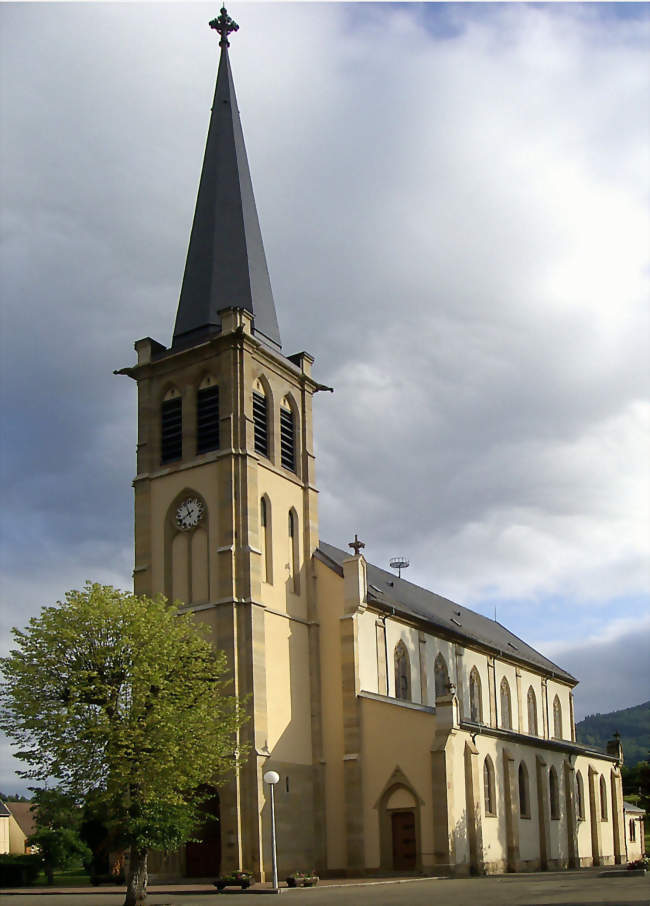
[175,497,205,531]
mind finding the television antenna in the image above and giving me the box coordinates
[389,556,409,578]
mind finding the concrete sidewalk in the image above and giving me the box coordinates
[1,869,647,906]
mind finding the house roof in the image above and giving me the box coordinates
[624,801,646,815]
[172,12,281,352]
[316,541,576,684]
[0,802,11,818]
[6,801,37,837]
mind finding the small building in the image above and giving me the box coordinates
[0,801,37,855]
[624,801,646,862]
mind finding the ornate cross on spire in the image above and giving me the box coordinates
[348,534,365,557]
[209,6,239,48]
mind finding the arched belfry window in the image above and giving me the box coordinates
[288,508,299,594]
[469,667,483,723]
[576,771,585,820]
[394,641,410,701]
[197,375,219,454]
[553,695,562,739]
[260,496,272,584]
[518,762,530,818]
[280,397,296,472]
[527,686,538,735]
[161,387,182,464]
[600,775,607,820]
[549,766,560,819]
[252,380,269,457]
[434,653,450,700]
[499,677,512,730]
[483,756,496,816]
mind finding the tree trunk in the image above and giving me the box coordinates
[45,864,54,885]
[124,845,148,906]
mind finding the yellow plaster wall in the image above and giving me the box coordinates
[256,466,309,620]
[357,609,380,694]
[263,611,312,764]
[313,559,346,870]
[517,667,546,736]
[384,618,421,701]
[0,817,9,854]
[148,461,221,600]
[547,680,573,740]
[460,648,490,723]
[359,696,435,869]
[8,815,26,855]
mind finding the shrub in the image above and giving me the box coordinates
[0,854,42,887]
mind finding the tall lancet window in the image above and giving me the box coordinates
[161,387,182,464]
[549,767,560,819]
[260,496,272,584]
[499,677,512,730]
[518,762,530,818]
[527,686,538,735]
[394,641,410,701]
[434,653,450,700]
[600,775,608,820]
[288,509,299,594]
[553,695,563,739]
[576,771,585,820]
[483,756,496,816]
[197,377,219,454]
[280,397,296,472]
[253,382,269,457]
[469,667,483,723]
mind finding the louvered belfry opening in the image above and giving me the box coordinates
[161,397,182,463]
[280,405,295,471]
[197,385,220,454]
[252,390,268,456]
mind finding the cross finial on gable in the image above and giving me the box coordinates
[348,534,365,557]
[210,7,239,48]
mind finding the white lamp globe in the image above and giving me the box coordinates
[263,770,280,785]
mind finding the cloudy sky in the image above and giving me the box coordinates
[1,2,648,792]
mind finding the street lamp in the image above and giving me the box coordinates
[263,770,280,889]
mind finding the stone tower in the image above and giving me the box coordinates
[118,9,322,878]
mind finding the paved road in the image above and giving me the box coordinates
[1,872,648,906]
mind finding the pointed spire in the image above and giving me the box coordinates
[173,10,282,350]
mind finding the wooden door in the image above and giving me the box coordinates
[391,810,416,870]
[185,792,221,877]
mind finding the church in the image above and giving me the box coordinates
[118,10,627,880]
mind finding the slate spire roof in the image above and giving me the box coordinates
[172,11,282,351]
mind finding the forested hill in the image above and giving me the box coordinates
[576,701,650,766]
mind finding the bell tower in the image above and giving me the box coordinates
[117,8,322,878]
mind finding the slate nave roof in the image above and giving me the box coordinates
[316,541,576,685]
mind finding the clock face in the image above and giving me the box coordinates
[175,497,205,531]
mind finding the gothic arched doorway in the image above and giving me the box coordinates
[185,789,221,877]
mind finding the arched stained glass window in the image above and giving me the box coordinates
[518,762,530,818]
[434,653,450,700]
[549,767,560,820]
[576,771,585,820]
[395,642,410,701]
[469,668,483,723]
[500,677,512,730]
[527,686,538,735]
[553,695,563,739]
[483,756,496,816]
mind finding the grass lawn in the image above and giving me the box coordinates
[34,866,93,887]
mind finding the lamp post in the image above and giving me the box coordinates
[263,770,280,889]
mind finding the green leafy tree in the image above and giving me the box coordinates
[28,827,91,885]
[29,787,90,884]
[0,584,248,905]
